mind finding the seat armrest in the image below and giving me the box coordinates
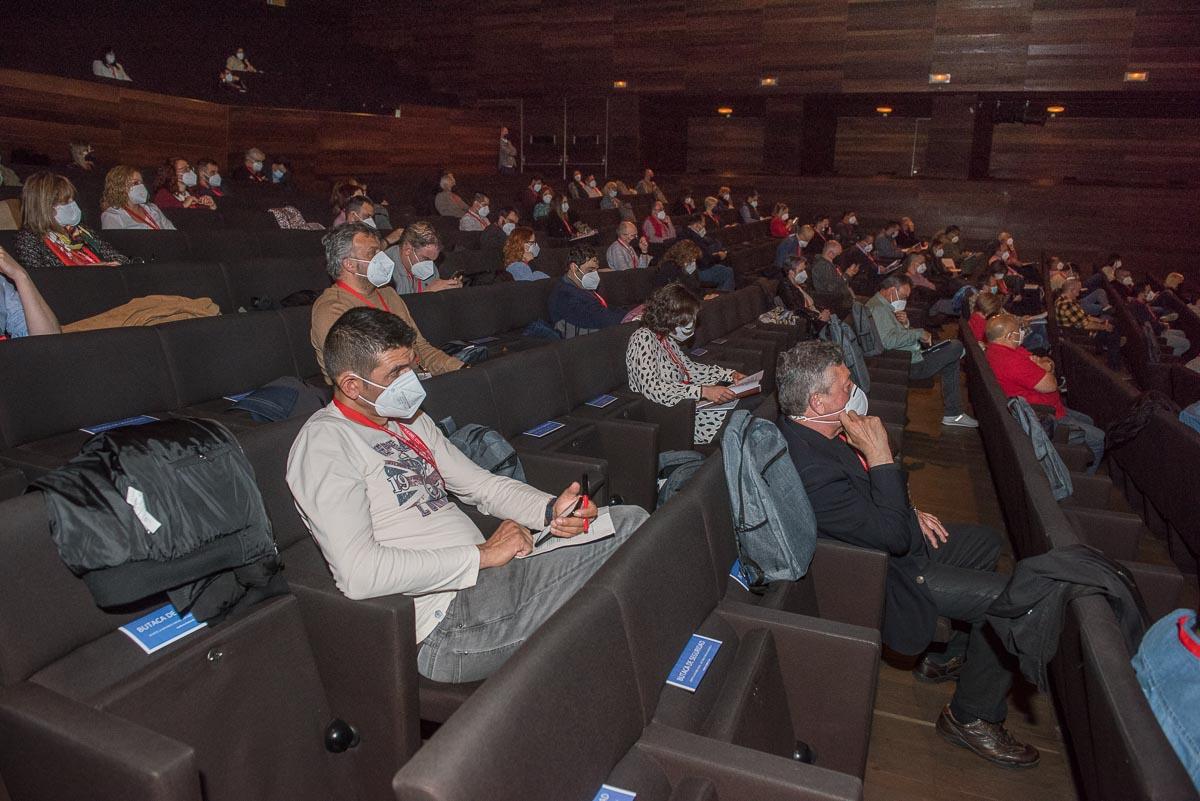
[289,582,423,785]
[0,683,199,801]
[519,450,609,503]
[810,540,887,631]
[636,397,697,454]
[1063,507,1144,561]
[636,723,864,801]
[593,417,660,511]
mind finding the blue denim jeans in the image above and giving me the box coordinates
[1079,288,1109,316]
[416,505,649,683]
[699,263,735,292]
[1131,608,1200,790]
[1057,408,1105,474]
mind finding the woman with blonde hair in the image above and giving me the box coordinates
[14,172,128,269]
[100,165,175,230]
[503,226,549,282]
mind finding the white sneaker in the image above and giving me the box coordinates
[942,414,979,428]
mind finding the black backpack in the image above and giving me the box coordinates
[1105,390,1179,451]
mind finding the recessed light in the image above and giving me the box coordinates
[717,107,734,116]
[1046,105,1065,114]
[929,73,951,84]
[875,106,893,115]
[612,80,628,89]
[1124,71,1149,82]
[760,76,778,87]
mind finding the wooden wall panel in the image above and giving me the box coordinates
[989,117,1200,185]
[834,116,928,176]
[0,69,499,191]
[686,117,765,173]
[351,1,1200,97]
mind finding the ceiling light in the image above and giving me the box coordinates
[760,76,778,87]
[612,80,628,89]
[875,106,893,116]
[1046,105,1065,115]
[1124,71,1149,82]
[717,107,733,116]
[929,73,951,84]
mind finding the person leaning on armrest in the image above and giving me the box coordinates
[287,306,647,683]
[0,245,61,337]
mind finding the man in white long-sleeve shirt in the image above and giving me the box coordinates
[287,307,646,683]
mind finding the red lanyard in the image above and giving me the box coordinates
[333,398,440,474]
[593,291,608,308]
[620,240,638,265]
[838,434,870,471]
[466,210,487,228]
[336,280,392,312]
[44,234,102,266]
[125,205,160,230]
[657,334,692,384]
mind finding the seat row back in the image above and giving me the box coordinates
[394,451,884,801]
[958,323,1192,801]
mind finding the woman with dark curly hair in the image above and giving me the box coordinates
[625,283,746,444]
[503,226,549,281]
[652,239,704,295]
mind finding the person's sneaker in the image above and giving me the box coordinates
[913,655,964,683]
[1161,312,1179,323]
[942,414,979,428]
[935,706,1040,768]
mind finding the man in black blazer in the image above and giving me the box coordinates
[775,340,1039,769]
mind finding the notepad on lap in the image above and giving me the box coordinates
[517,509,615,559]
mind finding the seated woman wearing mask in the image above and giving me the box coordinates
[548,245,627,337]
[92,46,131,81]
[652,240,709,298]
[503,227,550,282]
[100,166,176,230]
[14,172,129,269]
[626,283,746,445]
[769,203,794,238]
[153,157,215,211]
[601,182,636,222]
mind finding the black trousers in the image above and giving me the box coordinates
[920,523,1014,723]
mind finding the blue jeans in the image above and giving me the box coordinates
[1132,608,1200,789]
[416,505,648,683]
[1057,408,1105,474]
[1079,288,1109,316]
[1022,320,1050,352]
[699,263,735,292]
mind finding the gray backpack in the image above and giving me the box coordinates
[820,316,871,393]
[720,410,817,585]
[439,418,526,481]
[850,301,883,357]
[656,450,705,509]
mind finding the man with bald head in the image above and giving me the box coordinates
[606,221,652,271]
[984,313,1105,473]
[811,240,857,317]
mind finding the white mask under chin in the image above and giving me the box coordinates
[355,370,426,419]
[794,384,869,425]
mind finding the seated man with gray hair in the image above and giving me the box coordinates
[774,339,1037,769]
[235,147,268,183]
[288,306,647,682]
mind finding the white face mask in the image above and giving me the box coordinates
[1113,260,1122,269]
[795,384,869,425]
[848,216,857,224]
[916,264,927,274]
[722,193,730,201]
[1006,237,1014,246]
[655,210,667,220]
[951,235,959,243]
[609,189,618,197]
[1121,276,1134,287]
[890,295,908,312]
[670,321,696,341]
[224,72,236,83]
[54,200,82,227]
[588,179,597,188]
[105,53,116,65]
[252,160,263,173]
[208,173,222,187]
[694,227,706,238]
[749,200,757,207]
[685,198,693,206]
[501,221,516,235]
[236,51,245,60]
[862,243,872,253]
[797,239,808,248]
[574,175,582,182]
[542,195,553,204]
[477,205,490,218]
[526,242,540,258]
[793,270,808,284]
[683,262,697,275]
[350,251,395,287]
[128,184,149,205]
[993,271,1006,280]
[359,216,378,229]
[934,249,944,258]
[560,203,569,213]
[411,259,438,281]
[180,170,197,187]
[533,182,543,192]
[355,370,426,419]
[580,270,601,290]
[780,212,789,221]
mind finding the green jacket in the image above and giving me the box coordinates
[866,293,924,363]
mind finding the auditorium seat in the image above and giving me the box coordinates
[223,257,330,310]
[121,261,236,312]
[101,229,193,263]
[0,468,25,502]
[31,266,130,325]
[0,492,364,801]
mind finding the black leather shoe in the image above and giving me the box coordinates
[935,706,1040,768]
[912,654,964,683]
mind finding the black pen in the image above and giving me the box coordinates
[533,493,584,548]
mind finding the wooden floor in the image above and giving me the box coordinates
[861,370,1081,801]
